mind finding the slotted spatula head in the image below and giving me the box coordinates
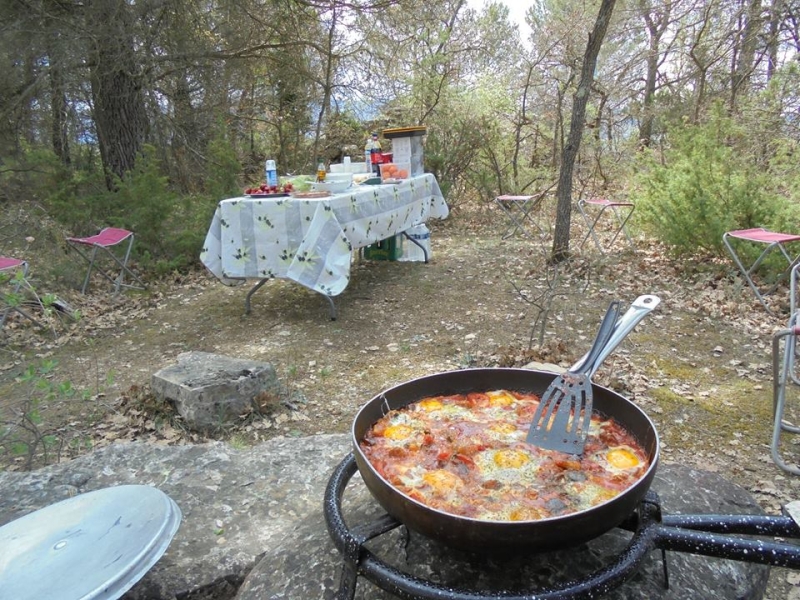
[525,301,620,453]
[526,372,593,453]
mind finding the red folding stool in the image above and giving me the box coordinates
[722,228,800,314]
[66,228,146,294]
[0,256,40,328]
[577,197,636,254]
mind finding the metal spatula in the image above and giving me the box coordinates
[526,294,661,454]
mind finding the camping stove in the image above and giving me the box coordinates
[325,454,800,600]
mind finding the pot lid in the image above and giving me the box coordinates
[0,484,182,600]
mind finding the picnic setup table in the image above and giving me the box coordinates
[201,173,448,319]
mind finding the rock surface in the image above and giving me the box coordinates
[150,351,287,430]
[0,436,775,600]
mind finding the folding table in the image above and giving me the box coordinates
[201,174,448,320]
[495,193,548,239]
[0,256,40,328]
[66,227,147,294]
[722,228,800,314]
[577,197,635,254]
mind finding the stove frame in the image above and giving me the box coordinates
[325,453,800,600]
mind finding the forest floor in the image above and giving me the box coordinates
[2,199,800,598]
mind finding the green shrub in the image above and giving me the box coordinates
[631,105,783,258]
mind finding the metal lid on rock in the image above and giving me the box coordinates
[0,484,182,600]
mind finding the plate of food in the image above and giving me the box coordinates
[244,181,296,197]
[246,192,290,198]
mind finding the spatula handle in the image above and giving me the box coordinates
[570,300,621,375]
[585,294,661,376]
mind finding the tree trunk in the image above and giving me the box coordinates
[86,0,147,186]
[637,0,671,148]
[550,0,618,263]
[731,0,763,111]
[48,50,70,167]
[767,0,783,80]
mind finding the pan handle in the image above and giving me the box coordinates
[584,294,661,377]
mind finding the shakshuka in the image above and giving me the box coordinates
[359,390,650,521]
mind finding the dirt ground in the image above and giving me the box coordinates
[3,201,800,598]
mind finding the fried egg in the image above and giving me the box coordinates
[383,423,414,441]
[474,448,541,484]
[487,390,516,407]
[422,469,464,494]
[605,446,643,471]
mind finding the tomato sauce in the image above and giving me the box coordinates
[360,390,650,522]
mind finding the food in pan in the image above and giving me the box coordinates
[359,390,650,522]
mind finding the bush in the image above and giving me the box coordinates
[631,105,782,258]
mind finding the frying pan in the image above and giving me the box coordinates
[351,368,659,552]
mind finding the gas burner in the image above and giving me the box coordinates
[325,453,800,600]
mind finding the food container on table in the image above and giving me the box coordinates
[380,162,411,182]
[313,173,352,193]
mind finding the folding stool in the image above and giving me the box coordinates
[0,257,40,328]
[723,228,800,314]
[771,262,800,474]
[495,193,548,239]
[66,228,146,294]
[577,197,635,254]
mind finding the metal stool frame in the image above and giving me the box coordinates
[495,192,549,240]
[772,262,800,474]
[66,228,147,294]
[723,228,800,315]
[577,197,635,254]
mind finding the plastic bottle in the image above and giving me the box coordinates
[316,159,326,183]
[265,159,278,190]
[364,136,373,170]
[370,132,382,176]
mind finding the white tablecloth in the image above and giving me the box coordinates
[201,173,448,297]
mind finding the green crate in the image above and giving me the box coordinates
[363,235,403,261]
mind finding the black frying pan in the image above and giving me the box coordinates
[351,368,660,551]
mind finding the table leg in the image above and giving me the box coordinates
[245,279,269,314]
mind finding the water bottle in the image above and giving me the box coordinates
[265,159,278,190]
[364,137,373,170]
[370,133,382,176]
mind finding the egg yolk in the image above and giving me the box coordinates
[607,447,640,469]
[422,469,464,493]
[509,506,543,521]
[488,422,517,434]
[384,424,413,440]
[418,398,443,411]
[487,390,515,407]
[494,448,530,468]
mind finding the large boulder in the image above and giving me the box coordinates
[0,436,772,600]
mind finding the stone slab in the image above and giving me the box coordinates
[0,436,351,599]
[151,351,285,430]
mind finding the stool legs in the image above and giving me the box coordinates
[772,323,800,474]
[578,200,635,254]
